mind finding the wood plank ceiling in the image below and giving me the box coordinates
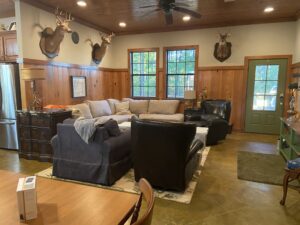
[0,0,15,18]
[12,0,300,34]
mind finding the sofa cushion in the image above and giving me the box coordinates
[71,103,93,119]
[103,119,121,137]
[107,99,120,114]
[99,115,133,124]
[139,113,184,122]
[148,100,179,114]
[86,100,112,117]
[129,100,149,114]
[115,101,131,115]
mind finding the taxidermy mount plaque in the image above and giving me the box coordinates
[214,33,232,62]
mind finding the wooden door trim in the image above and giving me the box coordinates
[242,55,293,131]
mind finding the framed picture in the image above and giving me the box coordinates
[71,76,87,98]
[8,22,16,31]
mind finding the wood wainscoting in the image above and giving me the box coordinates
[21,59,253,131]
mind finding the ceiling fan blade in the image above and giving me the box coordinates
[140,5,158,9]
[174,3,190,7]
[141,8,161,17]
[165,12,173,25]
[173,6,202,19]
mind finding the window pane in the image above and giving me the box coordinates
[254,81,266,95]
[185,75,194,87]
[168,87,175,98]
[186,50,195,62]
[255,65,267,80]
[168,63,176,74]
[149,76,156,86]
[177,50,186,62]
[140,76,149,86]
[149,63,156,74]
[267,65,279,80]
[177,75,185,87]
[264,96,276,111]
[133,87,141,97]
[142,52,149,63]
[186,62,195,74]
[149,52,156,63]
[133,64,140,74]
[141,86,149,97]
[168,51,176,62]
[266,81,278,95]
[132,53,140,63]
[142,64,149,74]
[176,86,184,98]
[253,95,264,110]
[133,76,140,87]
[149,87,156,97]
[177,63,185,74]
[168,75,176,87]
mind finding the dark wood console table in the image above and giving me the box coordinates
[17,110,72,162]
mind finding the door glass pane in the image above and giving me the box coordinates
[266,81,278,95]
[253,96,265,110]
[267,65,279,80]
[254,81,266,95]
[255,65,267,80]
[264,96,276,111]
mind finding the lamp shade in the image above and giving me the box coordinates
[21,68,46,81]
[184,90,196,100]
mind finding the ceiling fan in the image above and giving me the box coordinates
[140,0,201,25]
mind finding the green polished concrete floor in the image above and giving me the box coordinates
[1,132,300,225]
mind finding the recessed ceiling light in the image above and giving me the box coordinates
[183,15,191,22]
[77,0,87,7]
[119,22,127,28]
[264,7,274,13]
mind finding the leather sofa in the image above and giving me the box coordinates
[185,99,231,145]
[131,118,204,192]
[51,121,132,186]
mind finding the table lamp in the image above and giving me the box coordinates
[184,90,196,109]
[21,68,46,111]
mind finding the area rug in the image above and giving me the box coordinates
[237,149,300,187]
[36,147,210,204]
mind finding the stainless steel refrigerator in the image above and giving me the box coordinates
[0,63,20,150]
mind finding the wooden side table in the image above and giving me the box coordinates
[280,167,300,205]
[17,110,72,162]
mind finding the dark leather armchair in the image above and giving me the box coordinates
[200,99,231,122]
[131,119,204,192]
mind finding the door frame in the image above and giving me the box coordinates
[241,55,293,132]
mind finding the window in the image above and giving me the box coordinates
[252,65,279,111]
[165,47,197,99]
[129,49,158,98]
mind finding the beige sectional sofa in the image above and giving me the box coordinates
[69,98,184,123]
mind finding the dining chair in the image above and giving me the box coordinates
[119,178,155,225]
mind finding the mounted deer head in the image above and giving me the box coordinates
[86,32,115,65]
[39,8,73,58]
[214,32,232,62]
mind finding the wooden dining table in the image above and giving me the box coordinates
[0,170,138,225]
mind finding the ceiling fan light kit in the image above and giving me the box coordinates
[77,0,87,7]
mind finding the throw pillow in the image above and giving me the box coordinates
[86,100,112,118]
[72,103,93,119]
[115,101,131,115]
[103,119,121,137]
[129,100,149,114]
[148,100,179,114]
[107,99,120,114]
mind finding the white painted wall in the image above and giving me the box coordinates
[110,22,296,68]
[15,1,112,67]
[0,17,16,30]
[294,19,300,63]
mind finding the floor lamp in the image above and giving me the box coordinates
[21,68,46,111]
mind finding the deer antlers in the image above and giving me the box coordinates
[55,8,73,26]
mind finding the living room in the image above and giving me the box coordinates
[0,0,300,224]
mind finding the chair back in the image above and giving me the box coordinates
[131,119,196,190]
[119,178,155,225]
[201,99,231,122]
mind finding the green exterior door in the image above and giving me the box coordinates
[245,59,287,134]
